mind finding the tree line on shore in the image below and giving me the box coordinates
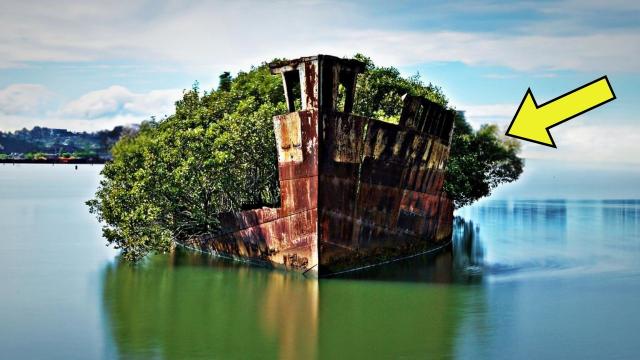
[0,126,132,161]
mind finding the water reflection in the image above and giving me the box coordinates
[601,200,640,251]
[457,199,640,279]
[5,167,640,359]
[452,218,484,279]
[332,217,484,284]
[102,232,486,359]
[100,200,640,358]
[316,221,487,358]
[102,251,318,359]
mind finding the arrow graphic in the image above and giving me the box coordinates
[505,76,616,147]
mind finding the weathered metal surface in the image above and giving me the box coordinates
[183,109,320,272]
[186,55,455,276]
[318,104,455,274]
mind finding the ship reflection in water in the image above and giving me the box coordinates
[102,221,484,359]
[329,217,483,283]
[102,200,640,359]
[102,253,320,360]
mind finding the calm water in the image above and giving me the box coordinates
[1,165,639,359]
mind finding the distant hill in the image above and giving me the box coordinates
[0,125,137,160]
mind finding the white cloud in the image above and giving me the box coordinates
[123,89,182,116]
[522,122,640,164]
[0,1,638,73]
[60,85,181,119]
[0,84,53,115]
[0,113,141,132]
[453,103,515,128]
[0,0,637,159]
[539,0,640,14]
[0,84,181,132]
[61,86,132,119]
[330,30,640,72]
[456,103,515,119]
[448,102,640,164]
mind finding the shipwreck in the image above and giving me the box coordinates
[183,55,456,276]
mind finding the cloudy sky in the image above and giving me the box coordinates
[0,0,638,196]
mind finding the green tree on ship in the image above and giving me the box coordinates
[87,55,523,261]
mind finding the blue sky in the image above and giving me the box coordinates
[0,0,638,197]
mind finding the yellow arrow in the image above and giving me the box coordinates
[505,76,616,147]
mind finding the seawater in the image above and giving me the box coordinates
[1,164,639,359]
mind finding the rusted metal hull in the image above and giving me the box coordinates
[183,55,455,276]
[318,110,455,275]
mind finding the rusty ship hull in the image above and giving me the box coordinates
[183,55,455,277]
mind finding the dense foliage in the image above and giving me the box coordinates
[444,117,523,208]
[88,56,522,260]
[88,66,285,260]
[352,55,523,208]
[0,126,125,158]
[352,54,448,122]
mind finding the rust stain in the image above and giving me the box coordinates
[186,55,455,276]
[275,112,303,163]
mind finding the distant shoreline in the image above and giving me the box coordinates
[0,159,107,165]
